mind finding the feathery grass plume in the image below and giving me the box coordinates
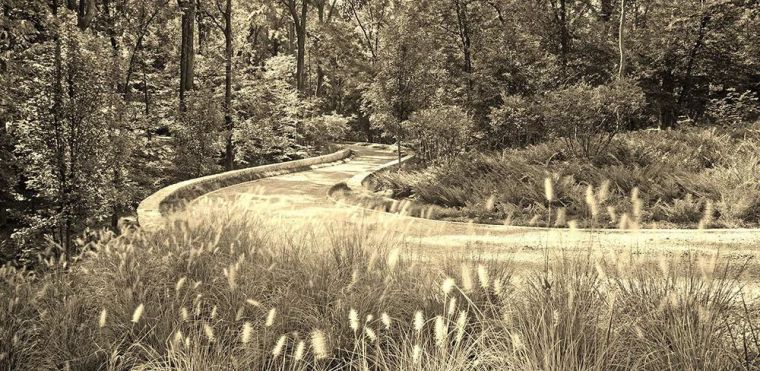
[181,307,189,321]
[544,177,554,202]
[448,297,457,315]
[441,277,456,296]
[607,206,617,223]
[131,304,144,323]
[510,332,524,352]
[246,298,261,307]
[98,308,107,328]
[387,248,400,270]
[226,263,238,291]
[434,316,447,348]
[503,213,513,226]
[310,329,329,360]
[455,311,467,344]
[412,344,422,364]
[203,322,215,342]
[381,312,392,330]
[365,314,374,323]
[349,309,360,333]
[211,305,218,319]
[477,265,490,289]
[240,322,253,344]
[485,194,496,211]
[618,213,630,230]
[460,264,474,293]
[265,308,276,327]
[493,277,503,296]
[173,330,183,346]
[528,214,540,226]
[631,187,642,219]
[294,340,306,361]
[699,200,714,229]
[413,311,425,333]
[364,326,377,343]
[598,180,611,203]
[272,335,287,357]
[554,208,567,227]
[585,185,599,219]
[175,276,187,293]
[567,220,578,231]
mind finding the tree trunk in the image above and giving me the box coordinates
[454,0,473,101]
[558,0,569,78]
[178,0,196,112]
[296,0,307,92]
[52,0,71,264]
[618,0,626,79]
[223,0,234,171]
[677,13,711,113]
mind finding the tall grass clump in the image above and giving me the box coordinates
[1,201,759,370]
[374,124,760,228]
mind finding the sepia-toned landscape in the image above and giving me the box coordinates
[1,0,760,369]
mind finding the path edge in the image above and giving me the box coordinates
[138,148,353,231]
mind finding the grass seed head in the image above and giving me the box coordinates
[413,310,425,333]
[364,326,377,343]
[98,308,107,328]
[381,312,392,330]
[349,309,360,332]
[441,277,456,296]
[544,177,554,202]
[461,264,474,293]
[412,344,422,364]
[240,322,253,344]
[448,297,457,315]
[272,335,287,357]
[131,304,144,323]
[294,340,306,361]
[434,316,447,347]
[455,311,467,343]
[477,265,490,289]
[310,329,329,360]
[265,308,277,327]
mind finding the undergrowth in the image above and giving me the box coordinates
[374,124,760,228]
[2,203,759,370]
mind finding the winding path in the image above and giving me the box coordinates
[188,143,760,273]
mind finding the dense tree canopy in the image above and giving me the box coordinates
[1,0,758,263]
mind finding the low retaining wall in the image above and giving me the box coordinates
[138,148,353,230]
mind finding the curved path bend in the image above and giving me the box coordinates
[189,143,760,273]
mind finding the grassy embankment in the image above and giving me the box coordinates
[374,125,760,228]
[2,202,759,370]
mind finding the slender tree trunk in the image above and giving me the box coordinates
[454,0,473,102]
[52,0,71,264]
[558,0,569,77]
[618,0,626,79]
[677,12,711,111]
[178,0,196,112]
[223,0,234,171]
[296,0,307,92]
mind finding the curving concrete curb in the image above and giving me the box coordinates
[138,148,353,231]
